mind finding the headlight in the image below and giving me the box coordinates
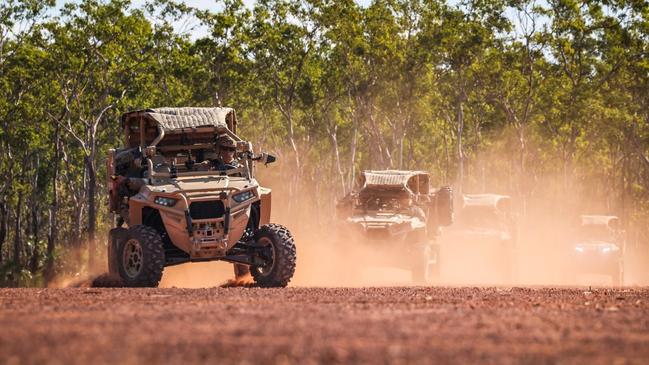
[232,190,254,203]
[575,246,585,253]
[154,196,178,207]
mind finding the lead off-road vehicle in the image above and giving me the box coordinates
[336,170,453,283]
[567,215,624,286]
[106,107,296,287]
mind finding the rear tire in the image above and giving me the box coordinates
[412,243,440,284]
[250,224,296,288]
[118,225,165,287]
[611,261,624,286]
[108,227,127,276]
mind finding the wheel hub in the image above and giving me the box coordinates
[254,236,276,276]
[123,239,143,278]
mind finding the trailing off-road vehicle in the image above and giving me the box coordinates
[441,194,518,283]
[567,215,624,286]
[106,107,296,287]
[336,170,453,283]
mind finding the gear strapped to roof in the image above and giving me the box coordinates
[122,107,236,132]
[463,194,512,210]
[581,215,619,227]
[362,170,428,187]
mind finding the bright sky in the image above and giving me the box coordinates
[52,0,374,38]
[55,0,373,10]
[51,1,530,41]
[138,0,374,8]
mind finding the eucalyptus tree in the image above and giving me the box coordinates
[579,0,649,226]
[191,0,253,108]
[310,0,366,190]
[0,0,54,280]
[418,0,509,194]
[245,0,323,213]
[476,0,547,213]
[537,0,610,195]
[43,0,163,270]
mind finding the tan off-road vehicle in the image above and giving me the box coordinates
[567,215,624,285]
[106,107,296,287]
[442,194,518,283]
[336,170,453,283]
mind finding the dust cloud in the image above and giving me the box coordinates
[160,261,243,288]
[116,151,649,288]
[268,153,647,288]
[50,244,115,288]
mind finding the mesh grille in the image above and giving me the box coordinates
[189,201,225,220]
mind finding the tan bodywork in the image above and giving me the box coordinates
[444,194,516,241]
[573,215,623,254]
[107,107,273,261]
[335,170,453,280]
[338,170,450,243]
[124,179,262,259]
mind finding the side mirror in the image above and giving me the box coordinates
[259,153,276,165]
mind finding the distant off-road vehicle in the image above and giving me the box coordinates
[336,170,453,283]
[106,107,296,287]
[441,194,518,283]
[568,215,624,286]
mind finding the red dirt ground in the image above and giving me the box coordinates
[1,287,648,365]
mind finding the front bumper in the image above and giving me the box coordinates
[570,252,621,274]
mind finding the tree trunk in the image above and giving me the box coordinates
[367,110,392,168]
[456,99,465,195]
[29,208,40,274]
[85,155,97,271]
[13,192,23,271]
[0,198,7,264]
[443,132,450,184]
[349,113,358,192]
[73,204,83,264]
[517,124,527,217]
[287,117,300,175]
[30,156,40,274]
[397,115,408,170]
[45,128,61,282]
[398,133,405,170]
[284,109,301,221]
[328,126,346,195]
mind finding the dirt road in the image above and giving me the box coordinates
[1,287,648,365]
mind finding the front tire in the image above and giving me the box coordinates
[436,186,453,226]
[118,225,165,287]
[250,224,296,287]
[501,240,516,284]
